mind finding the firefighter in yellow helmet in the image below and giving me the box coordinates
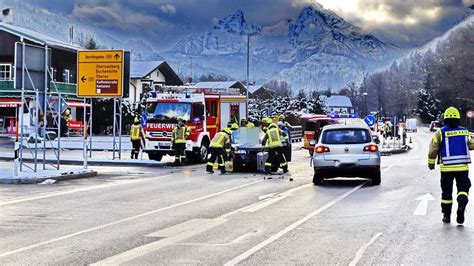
[262,119,289,174]
[428,107,474,224]
[172,117,190,165]
[207,128,232,174]
[240,118,255,128]
[130,117,142,159]
[261,117,273,132]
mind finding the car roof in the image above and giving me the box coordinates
[322,124,370,131]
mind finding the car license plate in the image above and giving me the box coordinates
[159,142,171,147]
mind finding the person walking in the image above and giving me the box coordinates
[172,117,190,165]
[207,128,232,174]
[428,107,474,224]
[130,117,142,159]
[262,120,289,174]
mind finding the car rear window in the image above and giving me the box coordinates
[321,128,371,144]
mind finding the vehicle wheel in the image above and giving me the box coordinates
[148,152,163,161]
[313,171,324,186]
[371,169,381,185]
[193,140,209,163]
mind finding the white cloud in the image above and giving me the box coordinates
[160,3,176,15]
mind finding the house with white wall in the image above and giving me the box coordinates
[128,61,183,103]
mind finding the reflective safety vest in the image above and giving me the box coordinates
[172,125,189,144]
[247,122,255,128]
[210,132,229,148]
[130,124,141,140]
[440,126,471,166]
[266,126,283,148]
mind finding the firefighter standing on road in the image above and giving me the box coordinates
[428,107,474,224]
[262,119,289,174]
[130,117,142,159]
[172,117,190,165]
[207,128,232,174]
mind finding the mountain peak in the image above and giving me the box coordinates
[213,10,261,35]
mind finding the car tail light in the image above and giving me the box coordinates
[364,144,378,152]
[315,146,330,153]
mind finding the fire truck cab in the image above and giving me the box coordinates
[143,87,247,162]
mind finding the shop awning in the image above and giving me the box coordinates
[0,98,21,108]
[66,100,91,108]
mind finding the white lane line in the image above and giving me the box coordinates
[92,183,313,265]
[0,180,262,258]
[348,232,383,266]
[224,182,367,266]
[0,174,173,206]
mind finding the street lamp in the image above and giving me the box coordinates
[246,31,259,111]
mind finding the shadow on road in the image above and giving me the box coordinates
[316,178,368,188]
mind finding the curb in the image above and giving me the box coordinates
[0,156,163,167]
[0,170,97,184]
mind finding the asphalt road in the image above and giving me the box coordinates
[0,128,473,265]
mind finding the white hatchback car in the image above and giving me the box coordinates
[311,124,381,185]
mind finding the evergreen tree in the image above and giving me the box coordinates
[415,73,440,123]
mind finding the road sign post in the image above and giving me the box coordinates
[77,50,129,161]
[467,110,473,131]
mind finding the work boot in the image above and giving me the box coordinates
[442,214,451,223]
[457,207,465,224]
[206,165,214,173]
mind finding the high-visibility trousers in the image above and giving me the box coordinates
[440,171,470,214]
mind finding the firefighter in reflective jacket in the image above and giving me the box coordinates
[207,128,232,174]
[130,117,142,159]
[262,121,289,174]
[172,117,190,165]
[428,107,474,224]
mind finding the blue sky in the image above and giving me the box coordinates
[20,0,474,49]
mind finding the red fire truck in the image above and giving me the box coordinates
[143,87,247,162]
[302,114,338,156]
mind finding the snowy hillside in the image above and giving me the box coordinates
[165,5,403,91]
[1,0,163,61]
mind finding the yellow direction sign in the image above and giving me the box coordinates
[77,50,123,97]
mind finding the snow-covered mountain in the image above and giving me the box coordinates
[164,5,403,90]
[1,0,163,61]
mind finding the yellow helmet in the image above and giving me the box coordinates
[279,114,285,119]
[444,107,460,119]
[134,117,139,123]
[231,123,239,130]
[262,117,272,124]
[223,128,232,135]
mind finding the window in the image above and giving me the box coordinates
[0,64,12,80]
[322,128,371,144]
[63,69,70,83]
[206,100,218,117]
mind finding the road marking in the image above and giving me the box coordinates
[348,232,382,266]
[224,182,367,266]
[0,174,172,206]
[92,183,313,264]
[243,184,311,213]
[92,218,228,265]
[413,193,435,216]
[0,180,262,258]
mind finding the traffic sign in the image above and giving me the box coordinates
[467,110,474,119]
[364,115,376,127]
[77,50,124,97]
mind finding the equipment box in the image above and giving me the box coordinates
[257,152,268,173]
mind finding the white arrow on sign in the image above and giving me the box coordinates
[413,193,435,216]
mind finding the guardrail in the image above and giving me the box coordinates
[290,126,302,143]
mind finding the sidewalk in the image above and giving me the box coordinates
[19,136,133,151]
[0,166,97,184]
